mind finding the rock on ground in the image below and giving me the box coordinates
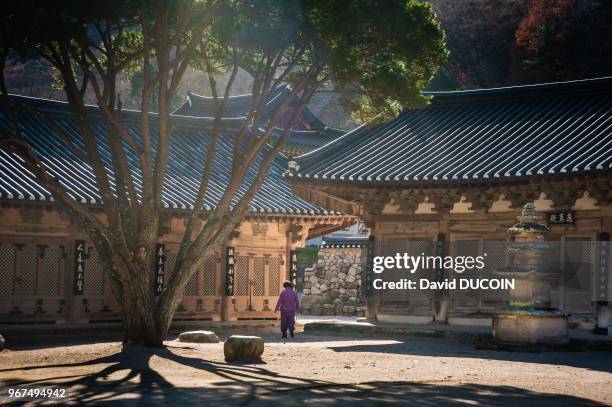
[224,335,264,361]
[178,331,219,343]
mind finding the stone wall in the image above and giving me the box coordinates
[300,247,366,317]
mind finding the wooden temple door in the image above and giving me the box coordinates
[173,252,222,319]
[0,240,69,322]
[233,254,282,318]
[450,238,509,313]
[379,238,434,316]
[561,237,594,315]
[82,244,121,321]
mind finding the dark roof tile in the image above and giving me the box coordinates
[291,77,612,183]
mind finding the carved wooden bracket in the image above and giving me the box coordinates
[428,189,462,214]
[251,222,268,237]
[359,189,390,216]
[390,189,426,214]
[287,223,305,244]
[463,189,500,212]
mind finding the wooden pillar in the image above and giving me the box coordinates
[594,230,610,335]
[220,243,237,322]
[365,222,379,322]
[433,215,450,323]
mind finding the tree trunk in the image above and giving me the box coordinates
[119,263,162,347]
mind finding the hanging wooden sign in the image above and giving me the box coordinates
[154,244,165,295]
[596,232,609,303]
[73,240,85,295]
[225,246,235,296]
[548,212,574,224]
[289,250,298,289]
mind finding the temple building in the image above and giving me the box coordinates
[174,85,347,156]
[287,77,612,329]
[0,95,354,324]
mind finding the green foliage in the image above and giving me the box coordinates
[306,0,447,115]
[203,0,446,123]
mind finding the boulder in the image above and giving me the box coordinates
[178,330,220,343]
[0,334,4,351]
[224,335,264,361]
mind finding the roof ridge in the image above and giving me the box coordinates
[423,76,612,106]
[7,93,246,129]
[186,84,291,101]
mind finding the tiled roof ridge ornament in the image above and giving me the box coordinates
[287,161,300,175]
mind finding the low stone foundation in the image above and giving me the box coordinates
[300,247,366,317]
[493,311,569,345]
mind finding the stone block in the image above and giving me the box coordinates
[178,330,220,343]
[493,313,568,345]
[310,304,323,316]
[224,335,264,361]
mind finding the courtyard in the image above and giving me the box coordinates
[1,331,611,406]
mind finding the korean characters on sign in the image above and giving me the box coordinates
[73,240,86,295]
[155,244,165,295]
[225,247,235,295]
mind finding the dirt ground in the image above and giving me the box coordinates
[0,332,611,406]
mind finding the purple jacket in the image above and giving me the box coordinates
[275,288,299,312]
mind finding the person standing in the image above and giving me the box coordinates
[275,280,299,339]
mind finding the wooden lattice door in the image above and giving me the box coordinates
[0,241,67,321]
[233,254,283,318]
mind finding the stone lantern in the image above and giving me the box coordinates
[493,203,569,345]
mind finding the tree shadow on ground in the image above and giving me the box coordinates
[0,345,335,405]
[244,381,605,406]
[326,337,612,374]
[0,343,607,406]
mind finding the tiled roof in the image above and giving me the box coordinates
[173,85,347,154]
[290,77,612,183]
[173,85,292,119]
[0,95,340,215]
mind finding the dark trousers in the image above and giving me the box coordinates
[280,310,296,336]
